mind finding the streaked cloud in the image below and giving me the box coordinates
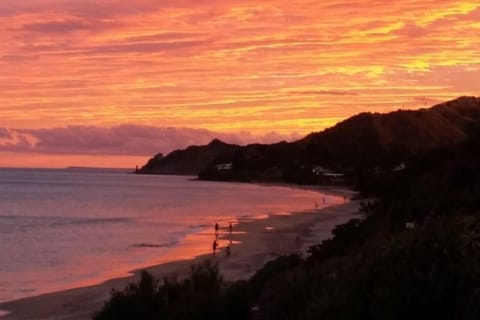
[0,0,479,166]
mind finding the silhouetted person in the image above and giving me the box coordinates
[229,222,233,233]
[215,222,219,233]
[226,246,231,257]
[212,240,218,254]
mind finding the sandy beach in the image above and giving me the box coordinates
[0,188,360,320]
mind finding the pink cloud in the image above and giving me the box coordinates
[21,20,89,33]
[0,125,301,156]
[0,128,11,139]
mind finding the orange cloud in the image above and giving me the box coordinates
[0,0,479,166]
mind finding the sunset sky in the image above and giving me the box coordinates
[0,0,479,168]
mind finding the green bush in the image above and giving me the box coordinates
[93,261,236,320]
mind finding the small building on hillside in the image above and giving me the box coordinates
[312,166,344,178]
[393,162,406,172]
[216,163,233,170]
[312,165,345,183]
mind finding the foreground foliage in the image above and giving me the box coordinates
[94,126,480,319]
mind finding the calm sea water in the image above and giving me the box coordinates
[0,168,340,303]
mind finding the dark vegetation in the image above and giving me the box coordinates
[99,97,480,319]
[138,139,238,175]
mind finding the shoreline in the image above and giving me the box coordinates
[193,177,356,198]
[0,188,360,320]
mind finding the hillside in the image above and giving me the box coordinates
[96,108,480,320]
[136,139,238,175]
[299,96,480,167]
[137,96,480,181]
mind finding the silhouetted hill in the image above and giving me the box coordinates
[199,140,303,182]
[299,96,480,167]
[138,97,480,181]
[136,139,238,175]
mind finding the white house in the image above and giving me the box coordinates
[312,166,344,178]
[216,163,233,170]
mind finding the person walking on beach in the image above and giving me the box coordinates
[226,245,231,257]
[229,222,233,234]
[215,222,219,233]
[212,239,218,254]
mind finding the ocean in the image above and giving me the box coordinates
[0,168,340,303]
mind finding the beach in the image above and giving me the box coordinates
[0,187,359,320]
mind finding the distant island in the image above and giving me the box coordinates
[67,166,132,173]
[136,96,480,185]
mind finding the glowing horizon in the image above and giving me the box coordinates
[0,0,479,167]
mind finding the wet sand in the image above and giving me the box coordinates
[0,189,360,320]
